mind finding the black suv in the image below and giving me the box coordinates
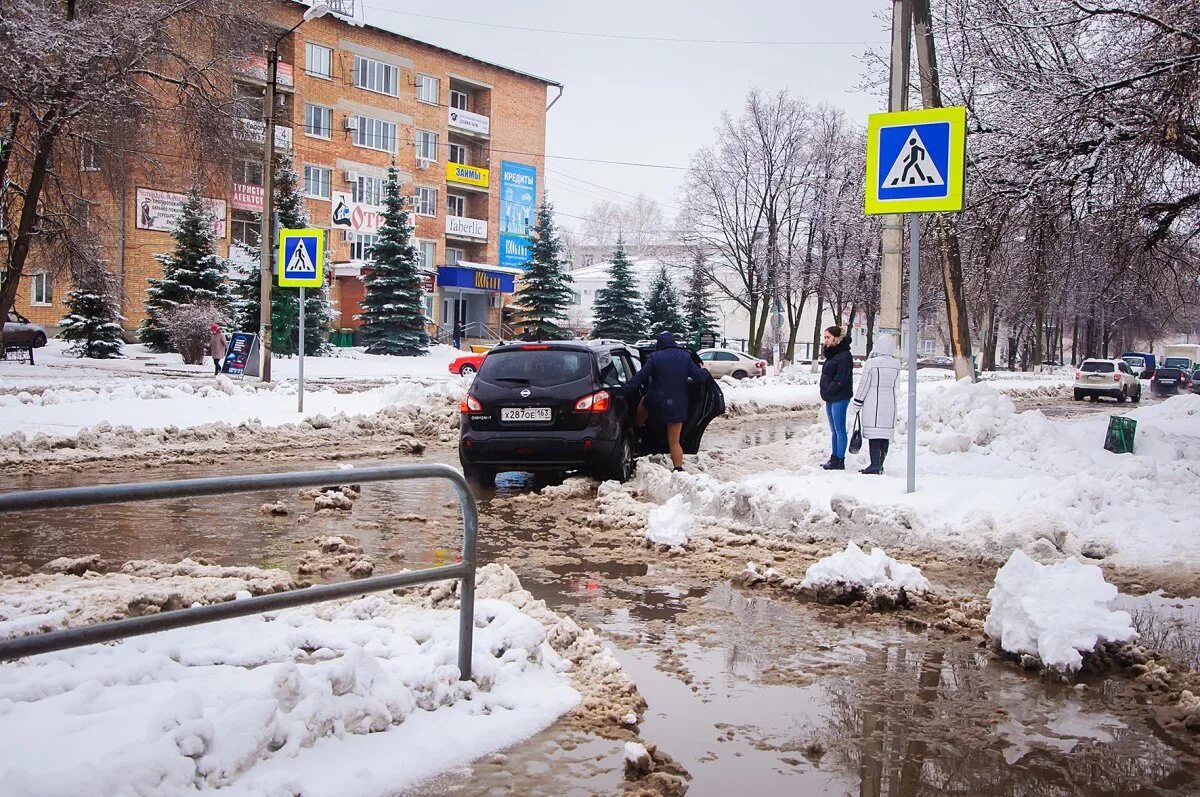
[458,340,724,485]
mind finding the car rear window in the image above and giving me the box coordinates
[1164,357,1191,369]
[1157,368,1182,378]
[478,349,592,387]
[1080,362,1114,373]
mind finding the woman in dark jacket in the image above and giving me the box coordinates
[819,326,854,470]
[626,330,713,472]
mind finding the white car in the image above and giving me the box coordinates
[698,348,766,379]
[1073,358,1141,403]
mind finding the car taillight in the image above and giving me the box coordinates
[757,361,767,370]
[1075,371,1082,380]
[522,344,550,350]
[574,389,611,412]
[459,394,482,413]
[1113,373,1121,382]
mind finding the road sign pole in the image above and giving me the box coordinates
[298,286,305,413]
[907,215,919,494]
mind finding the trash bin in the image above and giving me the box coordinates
[331,329,354,348]
[1103,416,1137,454]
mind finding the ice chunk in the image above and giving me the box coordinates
[800,541,930,593]
[645,495,695,548]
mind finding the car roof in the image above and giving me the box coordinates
[1082,358,1121,363]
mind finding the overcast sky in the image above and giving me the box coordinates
[354,0,888,236]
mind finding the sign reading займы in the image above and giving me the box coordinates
[446,162,489,189]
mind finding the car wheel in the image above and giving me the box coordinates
[1073,389,1083,401]
[600,434,636,483]
[1116,388,1127,404]
[33,332,47,348]
[460,463,494,488]
[459,364,477,376]
[732,370,748,380]
[1132,386,1141,404]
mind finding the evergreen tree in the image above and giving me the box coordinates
[591,238,645,342]
[358,163,429,355]
[139,185,229,351]
[60,266,124,359]
[644,264,685,336]
[513,199,575,340]
[682,256,718,345]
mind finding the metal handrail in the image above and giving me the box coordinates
[0,464,479,680]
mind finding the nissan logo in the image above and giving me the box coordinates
[520,388,531,398]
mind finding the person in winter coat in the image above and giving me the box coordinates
[851,333,902,474]
[626,330,714,472]
[208,324,228,376]
[819,326,854,470]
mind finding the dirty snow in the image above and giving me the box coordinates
[800,541,930,594]
[645,495,695,548]
[983,550,1137,672]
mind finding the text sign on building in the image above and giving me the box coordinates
[437,265,514,293]
[135,188,227,239]
[235,118,293,151]
[865,106,966,215]
[446,215,487,239]
[232,182,264,212]
[331,192,384,235]
[446,162,489,189]
[278,228,325,288]
[448,108,490,136]
[234,57,295,88]
[499,161,537,268]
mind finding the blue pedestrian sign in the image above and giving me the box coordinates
[278,228,325,288]
[865,106,966,215]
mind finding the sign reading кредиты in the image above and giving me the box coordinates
[499,161,537,268]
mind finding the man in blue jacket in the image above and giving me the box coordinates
[626,330,713,472]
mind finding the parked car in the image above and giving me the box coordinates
[1151,367,1192,397]
[3,310,48,349]
[697,348,766,379]
[458,340,725,485]
[916,356,954,370]
[1073,358,1141,402]
[449,352,486,376]
[1121,352,1156,378]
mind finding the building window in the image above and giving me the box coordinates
[417,74,439,105]
[31,272,52,306]
[414,186,437,217]
[353,115,397,153]
[448,142,468,165]
[582,253,594,267]
[233,158,263,186]
[570,291,582,306]
[352,174,386,206]
[446,247,464,266]
[450,89,469,111]
[304,103,332,138]
[81,140,101,171]
[417,240,436,271]
[920,339,936,355]
[351,233,378,261]
[446,194,465,217]
[423,294,435,322]
[415,130,438,163]
[304,165,332,199]
[305,42,333,79]
[233,82,264,119]
[354,55,398,96]
[231,209,261,249]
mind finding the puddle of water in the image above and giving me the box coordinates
[1116,592,1200,671]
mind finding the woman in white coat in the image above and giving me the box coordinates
[851,334,902,475]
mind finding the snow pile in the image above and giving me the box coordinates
[645,495,695,549]
[0,563,581,796]
[983,550,1137,673]
[799,541,931,605]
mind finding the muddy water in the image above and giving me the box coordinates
[2,435,1198,794]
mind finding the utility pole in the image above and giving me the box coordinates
[258,47,278,383]
[878,0,911,342]
[911,0,975,380]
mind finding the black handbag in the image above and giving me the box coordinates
[848,415,863,454]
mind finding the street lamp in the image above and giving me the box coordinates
[257,2,330,382]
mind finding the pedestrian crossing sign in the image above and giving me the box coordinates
[865,106,966,215]
[278,228,325,288]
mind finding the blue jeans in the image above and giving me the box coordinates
[826,400,850,458]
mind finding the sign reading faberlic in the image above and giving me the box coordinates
[278,228,325,288]
[865,106,966,215]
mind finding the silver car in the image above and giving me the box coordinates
[1074,358,1141,403]
[3,310,48,349]
[698,348,766,379]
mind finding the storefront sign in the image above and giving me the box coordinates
[437,266,514,293]
[234,57,295,88]
[499,161,536,267]
[235,118,293,150]
[135,188,227,239]
[446,215,487,239]
[331,191,385,235]
[232,182,264,212]
[446,162,489,188]
[222,332,260,378]
[422,273,436,293]
[448,107,490,135]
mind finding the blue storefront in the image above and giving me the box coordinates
[437,264,517,336]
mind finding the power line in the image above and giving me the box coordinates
[547,167,681,210]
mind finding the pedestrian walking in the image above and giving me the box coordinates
[453,320,465,350]
[626,330,714,472]
[819,326,854,470]
[851,333,901,475]
[209,323,228,376]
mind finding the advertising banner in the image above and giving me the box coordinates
[222,332,259,378]
[499,161,537,268]
[136,188,227,239]
[437,266,515,293]
[447,107,490,135]
[331,191,385,235]
[446,162,489,188]
[232,182,264,212]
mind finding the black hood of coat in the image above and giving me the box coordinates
[656,331,677,350]
[822,335,852,359]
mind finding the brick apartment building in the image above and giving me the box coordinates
[9,0,560,346]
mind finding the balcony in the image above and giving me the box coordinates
[446,162,489,190]
[447,106,490,136]
[446,215,487,241]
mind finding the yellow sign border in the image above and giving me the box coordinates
[446,162,489,189]
[865,106,966,215]
[277,228,325,288]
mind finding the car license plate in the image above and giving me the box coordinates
[1089,375,1104,381]
[1160,379,1176,385]
[501,407,552,422]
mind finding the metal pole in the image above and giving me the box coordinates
[907,215,919,494]
[298,285,305,412]
[879,0,912,339]
[258,47,277,383]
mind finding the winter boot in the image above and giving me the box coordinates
[860,440,884,475]
[821,456,845,471]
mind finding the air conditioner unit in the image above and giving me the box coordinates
[343,230,355,242]
[344,171,356,183]
[344,117,359,131]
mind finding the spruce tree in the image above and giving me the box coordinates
[60,266,124,359]
[644,264,685,336]
[358,163,429,355]
[513,199,575,340]
[682,256,718,345]
[591,238,645,342]
[139,185,229,352]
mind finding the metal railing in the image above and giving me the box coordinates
[0,464,479,680]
